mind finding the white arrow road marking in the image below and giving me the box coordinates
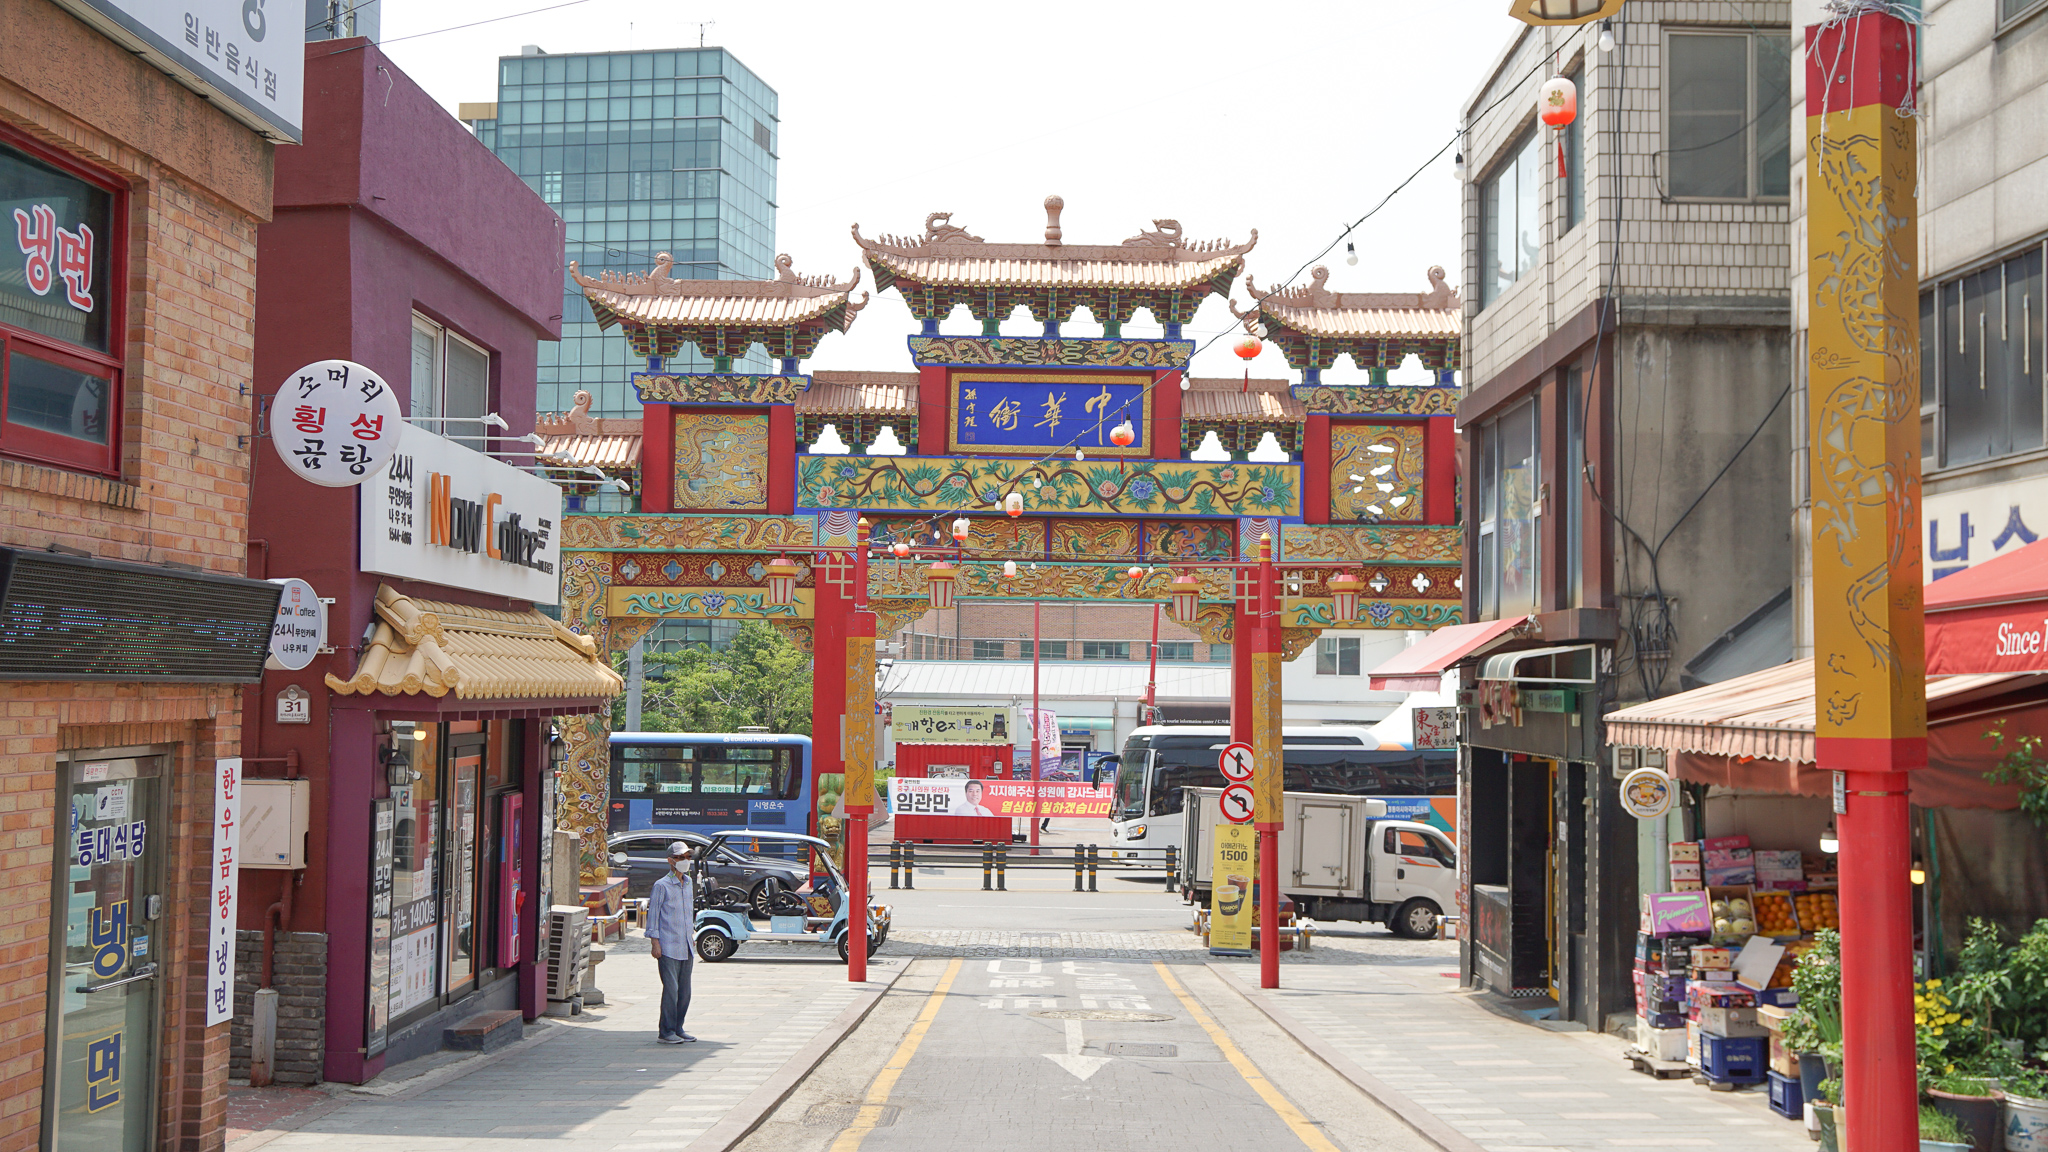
[1043,1017,1112,1080]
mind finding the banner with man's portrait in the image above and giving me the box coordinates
[888,776,1112,818]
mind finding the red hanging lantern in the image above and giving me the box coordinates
[1233,335,1262,360]
[892,540,910,558]
[1326,570,1364,623]
[1541,75,1577,178]
[1110,419,1136,448]
[927,561,957,610]
[1126,566,1144,585]
[764,556,800,606]
[1170,572,1202,623]
[1003,491,1024,517]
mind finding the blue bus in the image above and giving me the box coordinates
[608,731,813,837]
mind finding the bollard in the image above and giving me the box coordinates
[1165,843,1178,885]
[996,842,1008,891]
[889,842,900,890]
[981,841,992,891]
[904,842,916,890]
[1073,845,1084,892]
[1087,844,1098,892]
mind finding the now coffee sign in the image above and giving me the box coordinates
[358,424,562,604]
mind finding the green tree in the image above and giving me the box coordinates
[618,621,814,735]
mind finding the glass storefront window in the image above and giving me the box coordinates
[389,724,442,1020]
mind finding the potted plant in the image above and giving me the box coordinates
[1928,1068,2007,1152]
[1924,1104,1975,1152]
[1815,1077,1842,1152]
[2005,1065,2048,1152]
[1785,930,1845,1103]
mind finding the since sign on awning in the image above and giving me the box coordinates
[1925,536,2048,675]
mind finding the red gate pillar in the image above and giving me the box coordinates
[1806,13,1922,1149]
[1251,533,1282,990]
[843,518,876,983]
[1230,601,1255,746]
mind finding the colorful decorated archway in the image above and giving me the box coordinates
[551,198,1464,883]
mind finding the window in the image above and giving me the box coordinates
[409,315,492,427]
[2003,0,2048,27]
[1665,30,1790,200]
[1387,827,1457,867]
[1315,636,1361,676]
[1207,643,1232,663]
[1564,65,1585,232]
[1037,640,1069,661]
[1479,130,1545,307]
[1566,366,1585,606]
[1080,641,1130,661]
[0,138,121,475]
[1925,245,2046,468]
[1475,401,1540,620]
[1156,642,1194,662]
[972,639,1007,660]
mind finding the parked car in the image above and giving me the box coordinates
[607,829,807,916]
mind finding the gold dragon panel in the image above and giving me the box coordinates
[673,412,770,511]
[1330,424,1425,523]
[1048,519,1139,560]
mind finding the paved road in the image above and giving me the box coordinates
[736,956,1435,1152]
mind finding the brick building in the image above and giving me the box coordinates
[0,0,293,1148]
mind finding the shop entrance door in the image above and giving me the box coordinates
[45,750,164,1152]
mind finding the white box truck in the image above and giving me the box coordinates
[1180,787,1459,939]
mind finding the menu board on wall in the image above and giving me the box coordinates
[365,799,394,1058]
[389,896,439,1016]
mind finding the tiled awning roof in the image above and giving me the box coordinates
[1182,378,1304,423]
[537,431,641,469]
[852,209,1255,293]
[798,371,921,416]
[568,253,868,331]
[326,586,623,701]
[1238,266,1462,340]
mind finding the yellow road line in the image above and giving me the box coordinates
[1154,962,1343,1152]
[827,957,963,1152]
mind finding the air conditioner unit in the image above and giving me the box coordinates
[544,906,591,1002]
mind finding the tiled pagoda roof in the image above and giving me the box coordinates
[1235,266,1463,372]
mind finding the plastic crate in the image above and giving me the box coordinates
[1701,1033,1767,1084]
[1766,1070,1803,1119]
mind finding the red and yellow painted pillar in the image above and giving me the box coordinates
[1252,533,1283,989]
[1806,12,1922,1146]
[843,518,876,982]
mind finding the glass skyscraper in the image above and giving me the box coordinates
[468,47,777,416]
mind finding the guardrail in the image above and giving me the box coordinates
[886,842,1178,891]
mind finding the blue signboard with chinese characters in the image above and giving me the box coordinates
[950,372,1152,456]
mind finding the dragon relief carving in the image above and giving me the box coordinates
[922,212,983,243]
[1121,219,1185,248]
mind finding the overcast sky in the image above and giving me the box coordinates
[378,0,1516,385]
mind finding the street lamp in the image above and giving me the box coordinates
[927,560,958,610]
[764,556,799,606]
[1170,573,1202,623]
[1507,0,1626,24]
[1327,571,1363,622]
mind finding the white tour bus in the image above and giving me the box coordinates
[1106,723,1456,862]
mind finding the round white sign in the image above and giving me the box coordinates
[1218,741,1256,782]
[1220,782,1256,824]
[265,577,326,671]
[269,359,404,487]
[1619,766,1676,821]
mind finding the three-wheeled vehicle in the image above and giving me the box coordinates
[689,830,890,964]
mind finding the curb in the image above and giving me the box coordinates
[1200,963,1489,1152]
[682,958,911,1152]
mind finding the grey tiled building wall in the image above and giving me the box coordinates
[474,47,778,417]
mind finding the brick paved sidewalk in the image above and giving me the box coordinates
[1202,932,1813,1152]
[234,929,900,1152]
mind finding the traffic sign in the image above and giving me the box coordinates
[1220,782,1255,823]
[1218,742,1255,782]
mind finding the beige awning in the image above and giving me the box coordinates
[327,585,623,701]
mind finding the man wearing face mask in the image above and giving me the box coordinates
[644,840,697,1044]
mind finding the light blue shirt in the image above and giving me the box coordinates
[645,868,696,956]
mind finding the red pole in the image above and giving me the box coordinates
[843,517,874,983]
[1146,603,1159,719]
[1253,534,1281,990]
[1030,599,1042,852]
[1805,14,1921,1148]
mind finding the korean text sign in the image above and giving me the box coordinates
[207,757,240,1027]
[888,777,1112,818]
[51,0,305,141]
[893,705,1008,744]
[951,373,1150,454]
[1208,822,1255,954]
[269,360,403,488]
